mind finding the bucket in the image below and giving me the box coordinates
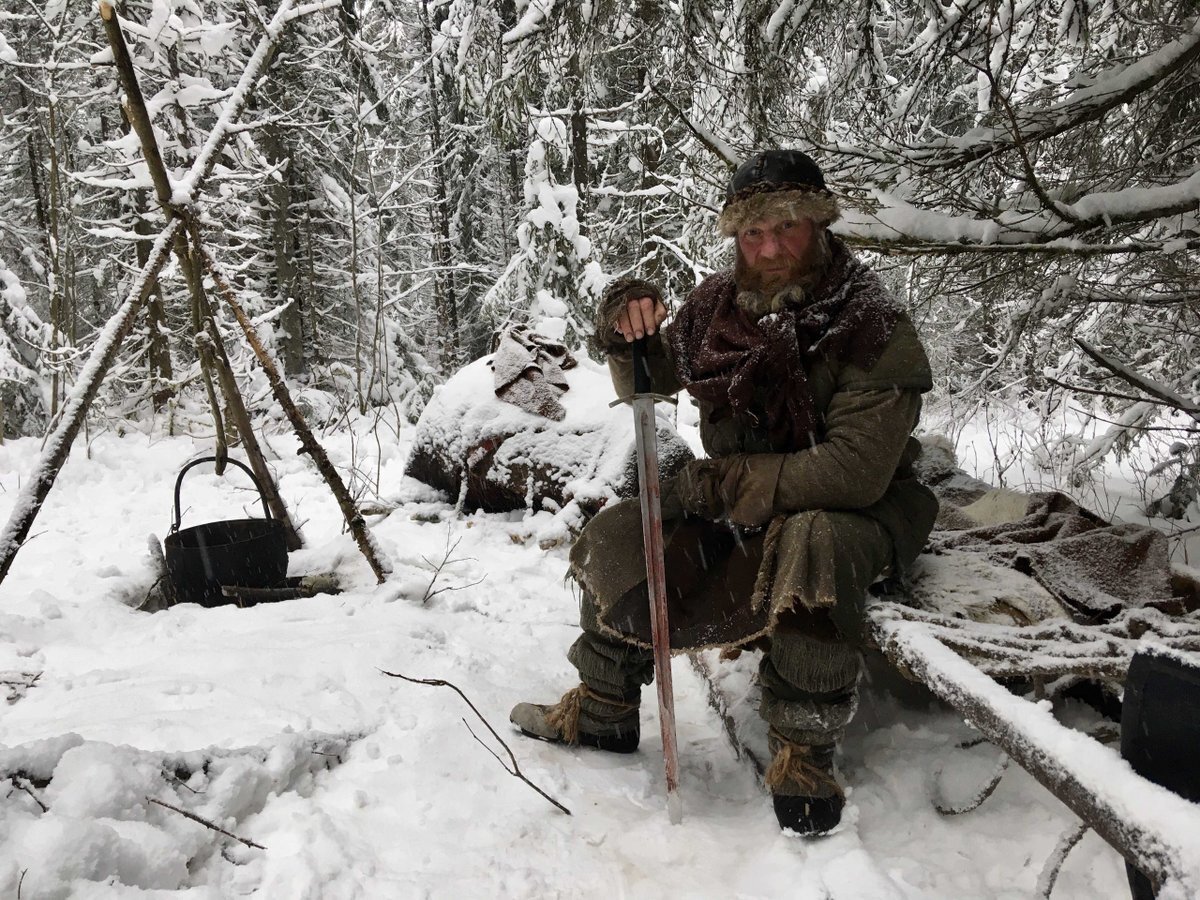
[163,457,289,607]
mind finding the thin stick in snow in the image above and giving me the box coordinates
[419,529,482,605]
[934,753,1009,816]
[146,796,265,850]
[380,671,571,816]
[1035,822,1090,899]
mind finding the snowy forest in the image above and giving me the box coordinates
[2,0,1200,898]
[2,0,1197,480]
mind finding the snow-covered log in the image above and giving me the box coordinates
[872,601,1200,681]
[869,606,1200,896]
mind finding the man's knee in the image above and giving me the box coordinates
[765,611,861,695]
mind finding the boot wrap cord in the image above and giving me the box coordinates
[544,684,638,745]
[764,727,843,796]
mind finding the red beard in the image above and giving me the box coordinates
[733,234,829,296]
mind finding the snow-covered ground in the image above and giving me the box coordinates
[0,386,1193,898]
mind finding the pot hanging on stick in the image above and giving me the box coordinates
[163,456,289,607]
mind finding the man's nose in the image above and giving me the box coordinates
[758,233,781,257]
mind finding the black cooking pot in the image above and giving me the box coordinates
[163,456,289,607]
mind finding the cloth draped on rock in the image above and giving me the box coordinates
[491,325,576,421]
[664,239,899,451]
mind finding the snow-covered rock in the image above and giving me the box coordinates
[404,353,693,526]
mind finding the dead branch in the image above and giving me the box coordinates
[871,602,1200,680]
[934,754,1009,816]
[1075,340,1200,425]
[823,20,1200,172]
[647,80,739,170]
[197,242,391,583]
[1045,378,1155,408]
[420,529,481,605]
[12,776,48,813]
[358,502,397,517]
[219,576,340,603]
[845,234,1200,257]
[1036,822,1090,899]
[194,330,303,550]
[3,671,41,704]
[380,670,571,816]
[146,796,265,850]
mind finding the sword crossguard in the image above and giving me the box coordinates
[609,392,677,408]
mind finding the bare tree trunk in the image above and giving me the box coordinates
[132,190,176,408]
[261,123,306,376]
[420,0,460,373]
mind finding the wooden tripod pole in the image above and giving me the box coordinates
[102,0,302,550]
[0,0,316,587]
[195,237,391,583]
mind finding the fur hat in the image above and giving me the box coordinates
[717,149,841,237]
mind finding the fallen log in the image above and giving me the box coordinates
[868,602,1200,895]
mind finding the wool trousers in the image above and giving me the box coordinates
[566,509,894,747]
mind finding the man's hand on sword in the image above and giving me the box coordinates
[614,295,668,343]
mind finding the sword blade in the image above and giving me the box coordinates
[631,395,682,824]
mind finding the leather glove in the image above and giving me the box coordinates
[672,454,786,529]
[673,458,727,520]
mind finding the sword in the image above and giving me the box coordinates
[611,336,682,824]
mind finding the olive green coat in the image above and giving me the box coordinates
[570,278,938,650]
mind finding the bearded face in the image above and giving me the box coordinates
[733,217,830,307]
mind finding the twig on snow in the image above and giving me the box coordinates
[420,529,484,605]
[1036,821,1090,898]
[380,670,571,816]
[934,754,1010,816]
[146,796,265,850]
[12,776,48,813]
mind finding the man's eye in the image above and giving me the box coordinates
[743,229,761,238]
[780,221,797,231]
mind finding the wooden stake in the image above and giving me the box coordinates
[197,241,391,583]
[194,330,303,550]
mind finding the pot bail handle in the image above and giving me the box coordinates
[171,455,274,533]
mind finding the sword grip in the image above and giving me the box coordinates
[631,336,652,394]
